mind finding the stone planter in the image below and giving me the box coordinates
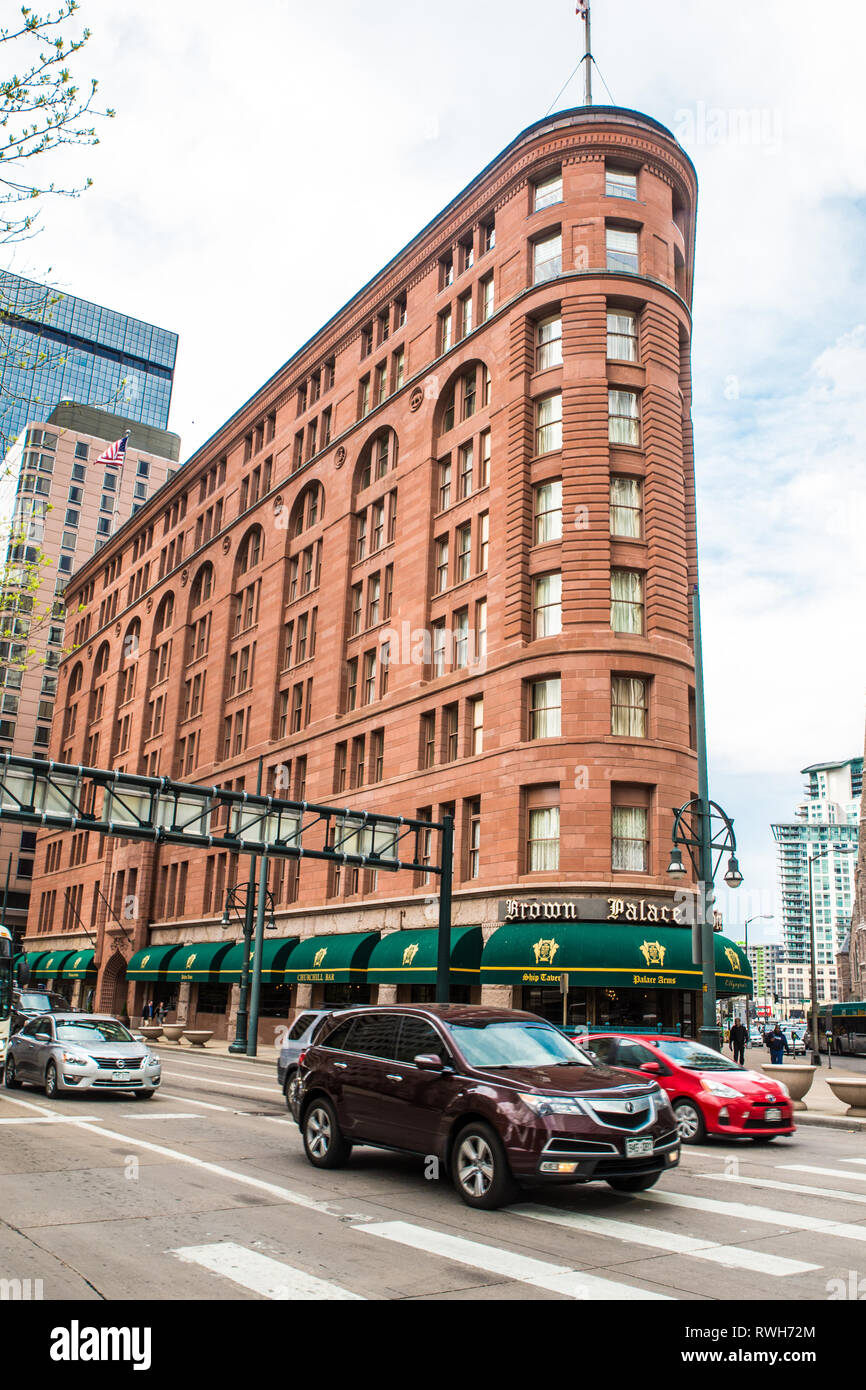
[761,1063,816,1110]
[182,1029,213,1047]
[161,1024,186,1042]
[826,1077,866,1117]
[139,1025,164,1041]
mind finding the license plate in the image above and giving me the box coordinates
[625,1138,653,1158]
[112,1070,131,1081]
[764,1108,782,1122]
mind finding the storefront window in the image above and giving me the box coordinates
[522,987,587,1026]
[409,984,470,1004]
[195,983,228,1015]
[322,983,371,1006]
[258,983,294,1018]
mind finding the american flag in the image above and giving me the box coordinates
[95,433,129,469]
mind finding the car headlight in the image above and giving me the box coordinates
[144,1053,160,1067]
[773,1081,790,1097]
[62,1051,88,1065]
[653,1088,674,1113]
[701,1080,741,1099]
[518,1093,584,1117]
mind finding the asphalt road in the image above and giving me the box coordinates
[1,1047,865,1302]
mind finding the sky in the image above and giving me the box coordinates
[8,0,866,942]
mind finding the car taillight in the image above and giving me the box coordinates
[297,1049,307,1068]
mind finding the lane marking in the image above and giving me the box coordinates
[154,1057,279,1079]
[510,1204,819,1276]
[0,1093,347,1216]
[156,1092,244,1113]
[698,1172,866,1206]
[780,1165,866,1183]
[111,1112,204,1122]
[841,1158,866,1165]
[358,1220,671,1300]
[638,1189,866,1244]
[160,1069,278,1096]
[0,1114,100,1125]
[171,1241,364,1300]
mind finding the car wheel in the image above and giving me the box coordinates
[302,1098,352,1168]
[44,1061,60,1099]
[606,1170,663,1193]
[4,1058,21,1089]
[451,1121,518,1210]
[133,1089,155,1100]
[283,1067,297,1111]
[674,1099,705,1143]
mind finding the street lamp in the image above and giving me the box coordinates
[223,881,276,1054]
[807,843,854,1066]
[742,915,773,1032]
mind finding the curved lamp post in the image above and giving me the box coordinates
[222,881,276,1054]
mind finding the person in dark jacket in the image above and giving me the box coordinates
[767,1024,789,1064]
[729,1017,748,1066]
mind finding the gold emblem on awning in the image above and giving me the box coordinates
[313,947,328,968]
[185,953,197,969]
[724,946,741,971]
[402,942,420,966]
[532,937,559,965]
[639,940,666,967]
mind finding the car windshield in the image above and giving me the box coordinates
[655,1039,742,1071]
[450,1020,593,1069]
[55,1020,133,1045]
[18,992,53,1010]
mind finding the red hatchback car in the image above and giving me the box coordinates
[583,1033,795,1144]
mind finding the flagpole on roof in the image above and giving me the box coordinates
[581,3,592,106]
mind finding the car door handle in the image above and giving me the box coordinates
[386,1073,403,1081]
[333,1061,348,1069]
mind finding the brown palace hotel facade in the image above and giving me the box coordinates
[22,107,752,1041]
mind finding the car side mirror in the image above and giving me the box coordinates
[640,1061,662,1074]
[414,1053,446,1072]
[131,1033,144,1042]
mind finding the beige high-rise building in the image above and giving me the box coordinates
[0,402,180,944]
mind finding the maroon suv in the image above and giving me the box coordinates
[292,1005,680,1209]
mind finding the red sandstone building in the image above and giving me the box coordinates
[21,106,751,1041]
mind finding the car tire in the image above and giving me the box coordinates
[606,1170,663,1193]
[4,1058,21,1089]
[674,1099,706,1144]
[133,1089,155,1100]
[283,1067,297,1111]
[44,1061,60,1099]
[451,1120,518,1210]
[302,1098,352,1168]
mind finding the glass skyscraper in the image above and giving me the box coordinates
[0,270,177,451]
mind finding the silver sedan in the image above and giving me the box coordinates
[4,1013,161,1099]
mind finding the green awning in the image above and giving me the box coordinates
[219,937,299,985]
[481,923,752,997]
[367,927,482,984]
[58,949,96,979]
[164,941,236,982]
[31,950,76,978]
[284,931,380,984]
[24,951,50,972]
[127,944,187,980]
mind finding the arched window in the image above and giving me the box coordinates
[118,619,140,704]
[68,662,84,696]
[190,562,214,608]
[90,642,111,723]
[153,592,174,638]
[236,525,264,575]
[354,427,398,495]
[289,482,325,538]
[436,361,491,438]
[93,642,110,681]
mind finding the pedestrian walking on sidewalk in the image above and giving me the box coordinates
[729,1017,748,1066]
[767,1023,789,1064]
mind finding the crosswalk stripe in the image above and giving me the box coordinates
[639,1189,866,1243]
[172,1242,364,1300]
[698,1172,866,1206]
[509,1204,819,1275]
[780,1165,866,1183]
[357,1219,671,1300]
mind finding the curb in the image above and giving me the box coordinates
[792,1111,866,1132]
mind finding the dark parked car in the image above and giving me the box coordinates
[292,1005,680,1209]
[11,988,78,1035]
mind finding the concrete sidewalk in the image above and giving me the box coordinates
[148,1037,866,1127]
